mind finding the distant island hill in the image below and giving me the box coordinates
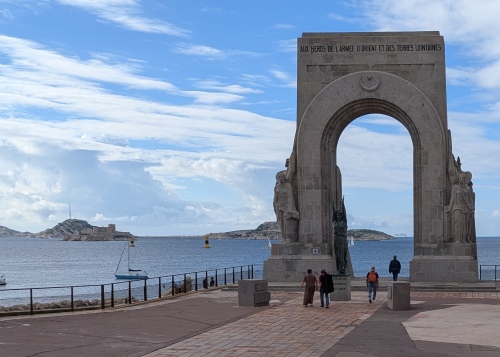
[0,219,397,241]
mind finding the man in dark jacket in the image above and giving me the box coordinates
[389,255,401,281]
[318,269,334,308]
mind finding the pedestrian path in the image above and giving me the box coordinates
[1,286,500,356]
[144,291,386,357]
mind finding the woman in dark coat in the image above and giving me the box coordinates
[300,269,318,306]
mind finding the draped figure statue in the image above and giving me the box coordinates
[332,198,348,275]
[446,171,475,243]
[273,170,299,242]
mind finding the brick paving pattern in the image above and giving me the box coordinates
[144,292,385,357]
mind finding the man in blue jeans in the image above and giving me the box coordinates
[389,255,401,281]
[318,269,334,308]
[366,266,379,303]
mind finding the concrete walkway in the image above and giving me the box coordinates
[0,286,499,356]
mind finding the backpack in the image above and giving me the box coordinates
[323,273,334,293]
[367,271,377,283]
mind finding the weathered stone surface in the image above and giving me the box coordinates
[264,31,478,283]
[332,274,351,301]
[388,282,410,310]
[238,279,270,307]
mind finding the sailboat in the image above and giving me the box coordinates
[115,237,148,280]
[262,239,272,250]
[349,236,354,246]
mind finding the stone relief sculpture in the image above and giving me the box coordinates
[468,179,476,243]
[446,131,476,244]
[332,198,348,274]
[273,170,299,243]
[446,171,475,243]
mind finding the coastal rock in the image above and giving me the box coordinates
[347,229,394,241]
[207,221,281,240]
[0,226,36,238]
[36,219,94,239]
[207,222,394,241]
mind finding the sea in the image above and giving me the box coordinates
[0,236,499,306]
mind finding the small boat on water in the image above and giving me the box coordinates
[115,237,148,280]
[0,274,6,285]
[349,236,354,246]
[262,239,272,250]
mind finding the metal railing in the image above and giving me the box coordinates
[0,264,259,315]
[479,265,500,281]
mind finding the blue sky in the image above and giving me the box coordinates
[1,0,500,237]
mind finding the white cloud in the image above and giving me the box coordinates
[56,0,191,36]
[173,43,225,59]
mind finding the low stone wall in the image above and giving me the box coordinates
[0,297,136,314]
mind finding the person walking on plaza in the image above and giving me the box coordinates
[389,255,401,281]
[209,277,215,287]
[366,266,379,303]
[318,269,334,308]
[300,269,318,307]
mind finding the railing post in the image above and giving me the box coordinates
[496,265,498,281]
[71,286,74,311]
[171,276,175,296]
[101,285,105,309]
[240,266,243,280]
[195,272,198,291]
[158,277,162,299]
[111,284,114,308]
[224,268,227,285]
[183,274,187,293]
[128,281,132,304]
[143,280,147,301]
[215,269,218,287]
[247,265,250,279]
[479,265,482,280]
[205,271,208,289]
[30,288,33,315]
[232,267,235,284]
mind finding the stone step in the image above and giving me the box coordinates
[223,279,500,292]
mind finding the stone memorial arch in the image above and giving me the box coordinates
[264,32,478,283]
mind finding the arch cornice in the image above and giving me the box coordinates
[297,71,445,153]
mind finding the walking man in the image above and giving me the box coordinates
[366,266,379,303]
[318,269,334,308]
[389,255,401,281]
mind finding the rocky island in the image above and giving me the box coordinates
[207,222,394,241]
[0,219,133,241]
[0,220,395,242]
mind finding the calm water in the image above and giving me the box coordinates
[0,236,498,298]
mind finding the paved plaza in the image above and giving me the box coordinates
[0,285,499,356]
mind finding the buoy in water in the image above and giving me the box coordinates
[204,235,211,248]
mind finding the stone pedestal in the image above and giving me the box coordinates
[410,255,478,282]
[387,282,410,310]
[238,279,270,307]
[331,274,351,301]
[263,242,353,282]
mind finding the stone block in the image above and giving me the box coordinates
[387,282,410,310]
[238,279,270,307]
[410,256,478,282]
[331,274,351,301]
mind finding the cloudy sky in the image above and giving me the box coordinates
[1,0,500,237]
